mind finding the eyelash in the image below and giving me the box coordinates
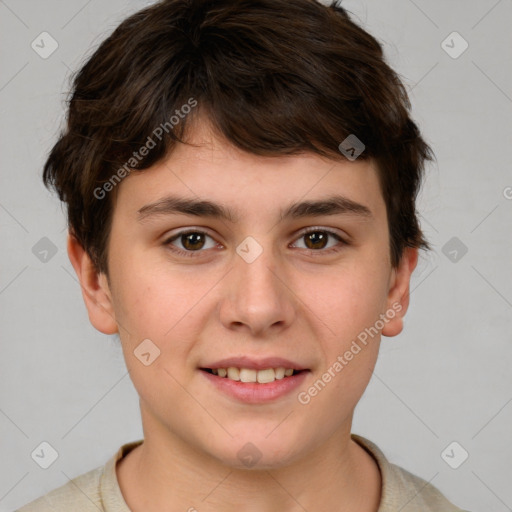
[163,227,348,258]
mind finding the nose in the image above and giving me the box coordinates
[218,241,296,337]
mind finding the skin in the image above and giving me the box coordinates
[68,118,418,512]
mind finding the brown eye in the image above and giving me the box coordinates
[303,231,329,250]
[180,232,207,251]
[291,228,346,254]
[165,230,218,256]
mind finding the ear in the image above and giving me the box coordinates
[381,247,419,337]
[67,233,118,335]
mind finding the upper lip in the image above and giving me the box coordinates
[201,356,309,371]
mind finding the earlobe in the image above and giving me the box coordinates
[67,233,118,335]
[381,247,419,338]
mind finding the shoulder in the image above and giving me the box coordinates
[15,465,104,512]
[385,460,469,511]
[351,434,471,512]
[16,440,142,512]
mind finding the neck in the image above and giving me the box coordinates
[117,407,381,512]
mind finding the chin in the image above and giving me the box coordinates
[209,433,305,470]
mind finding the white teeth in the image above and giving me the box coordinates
[257,368,275,384]
[227,367,240,381]
[275,367,285,379]
[211,366,297,383]
[239,368,257,382]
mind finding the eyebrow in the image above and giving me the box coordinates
[137,194,373,223]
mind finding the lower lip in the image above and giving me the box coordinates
[200,370,309,404]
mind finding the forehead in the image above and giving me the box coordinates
[114,118,387,225]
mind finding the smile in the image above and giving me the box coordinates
[200,365,309,403]
[202,367,299,383]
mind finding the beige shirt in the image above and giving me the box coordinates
[17,434,467,512]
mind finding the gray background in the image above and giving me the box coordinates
[1,0,511,510]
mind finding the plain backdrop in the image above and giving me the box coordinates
[1,1,511,511]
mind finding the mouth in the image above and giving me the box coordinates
[200,367,305,384]
[199,357,310,403]
[200,366,309,403]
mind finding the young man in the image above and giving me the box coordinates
[18,0,468,510]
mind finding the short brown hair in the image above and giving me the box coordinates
[43,0,433,274]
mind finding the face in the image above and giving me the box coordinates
[71,119,417,469]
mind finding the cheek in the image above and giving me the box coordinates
[111,270,200,407]
[109,257,216,386]
[297,272,386,432]
[110,251,196,337]
[304,259,390,345]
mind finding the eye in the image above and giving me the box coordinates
[164,230,220,257]
[163,227,347,258]
[290,227,347,255]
